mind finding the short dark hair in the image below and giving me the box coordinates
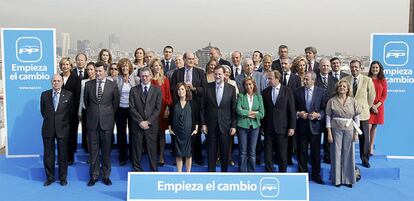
[330,57,341,63]
[214,65,226,72]
[163,45,174,52]
[86,61,96,67]
[175,82,192,101]
[350,59,362,67]
[271,70,281,80]
[253,50,263,60]
[278,45,288,50]
[95,61,108,71]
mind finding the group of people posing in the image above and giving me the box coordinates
[40,45,387,188]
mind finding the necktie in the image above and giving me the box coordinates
[97,80,103,102]
[165,61,170,71]
[308,62,312,72]
[235,67,240,76]
[334,72,339,80]
[79,70,84,79]
[144,86,148,97]
[272,87,279,105]
[53,91,59,111]
[216,84,223,106]
[185,68,191,83]
[322,77,328,89]
[283,73,288,86]
[306,88,311,111]
[353,77,358,96]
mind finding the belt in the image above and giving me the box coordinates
[332,117,363,135]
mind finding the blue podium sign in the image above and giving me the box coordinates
[370,33,414,156]
[1,28,56,157]
[127,172,309,201]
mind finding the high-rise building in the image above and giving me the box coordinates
[61,33,70,57]
[109,33,120,56]
[195,42,213,70]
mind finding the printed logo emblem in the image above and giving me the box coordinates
[260,177,279,198]
[16,37,42,62]
[383,41,409,66]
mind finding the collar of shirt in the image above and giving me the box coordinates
[320,74,328,80]
[283,70,291,75]
[353,74,361,81]
[142,83,151,90]
[53,89,61,94]
[215,82,224,88]
[273,83,281,90]
[165,59,172,63]
[306,86,315,91]
[97,78,106,83]
[185,66,193,71]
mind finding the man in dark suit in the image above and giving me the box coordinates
[262,70,296,172]
[280,58,301,165]
[271,45,288,73]
[329,57,349,80]
[305,46,320,74]
[230,51,243,80]
[162,45,176,75]
[40,74,74,186]
[129,67,162,171]
[84,61,119,186]
[201,65,237,172]
[170,52,207,165]
[315,58,339,164]
[73,53,89,152]
[235,58,267,94]
[294,71,327,185]
[210,47,232,67]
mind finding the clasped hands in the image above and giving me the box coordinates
[298,111,320,120]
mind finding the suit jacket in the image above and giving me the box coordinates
[283,72,302,89]
[129,84,163,132]
[262,85,296,134]
[162,59,177,75]
[236,93,265,129]
[170,66,206,117]
[329,70,349,80]
[343,74,375,120]
[201,82,237,134]
[218,58,232,67]
[72,68,89,80]
[294,86,327,135]
[235,72,267,93]
[61,73,81,114]
[315,74,338,99]
[271,59,283,73]
[84,79,119,130]
[116,75,140,96]
[310,61,320,74]
[40,89,74,138]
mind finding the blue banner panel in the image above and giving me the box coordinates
[1,28,56,157]
[370,33,414,156]
[127,172,309,201]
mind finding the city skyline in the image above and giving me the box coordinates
[0,0,410,56]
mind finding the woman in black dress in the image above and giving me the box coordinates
[169,83,198,172]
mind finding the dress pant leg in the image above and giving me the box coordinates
[274,134,288,172]
[145,129,158,171]
[322,128,330,162]
[297,133,309,173]
[115,108,128,162]
[287,135,294,162]
[237,127,248,172]
[255,129,263,163]
[81,109,88,151]
[57,137,69,181]
[264,133,274,172]
[207,127,218,172]
[42,136,56,181]
[88,129,100,179]
[219,129,230,172]
[192,129,203,164]
[100,128,113,179]
[131,131,144,171]
[359,120,370,163]
[310,134,322,179]
[68,116,79,162]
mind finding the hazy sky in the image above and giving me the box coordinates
[0,0,410,56]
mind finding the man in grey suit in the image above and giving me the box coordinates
[330,57,349,80]
[129,67,162,171]
[84,61,119,186]
[40,74,74,186]
[235,58,267,93]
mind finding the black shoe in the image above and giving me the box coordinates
[60,179,67,186]
[256,158,261,165]
[287,160,294,166]
[345,184,352,188]
[362,162,371,168]
[335,184,341,187]
[313,178,325,185]
[158,162,165,166]
[119,160,127,166]
[43,180,54,186]
[102,178,112,186]
[68,161,74,166]
[87,178,97,186]
[323,159,331,164]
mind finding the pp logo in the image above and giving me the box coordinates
[383,41,409,66]
[260,177,279,198]
[15,37,43,62]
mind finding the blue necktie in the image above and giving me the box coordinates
[53,91,59,111]
[306,88,311,111]
[216,84,223,106]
